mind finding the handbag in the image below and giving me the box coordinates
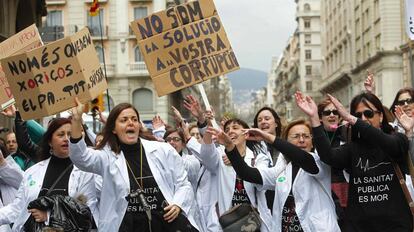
[219,203,261,232]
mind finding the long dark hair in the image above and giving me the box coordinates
[350,92,393,141]
[224,118,264,156]
[37,118,71,161]
[253,107,282,138]
[95,103,156,153]
[390,87,414,114]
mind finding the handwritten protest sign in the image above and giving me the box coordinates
[0,27,107,120]
[0,24,43,110]
[130,0,239,96]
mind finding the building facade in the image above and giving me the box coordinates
[320,0,406,107]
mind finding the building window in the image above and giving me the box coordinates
[134,7,148,20]
[134,46,144,62]
[46,10,63,26]
[304,3,311,12]
[87,9,104,36]
[375,34,381,50]
[305,34,311,44]
[133,88,153,112]
[305,65,312,75]
[305,50,312,60]
[95,45,104,63]
[306,81,312,91]
[304,19,311,28]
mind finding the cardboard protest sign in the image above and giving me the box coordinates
[0,27,107,120]
[0,24,43,110]
[130,0,239,96]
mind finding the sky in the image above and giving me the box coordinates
[214,0,297,72]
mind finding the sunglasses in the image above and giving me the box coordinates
[166,137,182,142]
[322,110,339,116]
[396,98,414,106]
[354,110,380,119]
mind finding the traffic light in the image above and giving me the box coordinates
[91,94,104,112]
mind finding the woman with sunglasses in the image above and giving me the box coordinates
[69,99,199,232]
[317,98,349,230]
[209,119,339,232]
[390,88,414,133]
[297,91,412,232]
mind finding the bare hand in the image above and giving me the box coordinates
[171,106,184,126]
[152,115,165,130]
[364,70,375,93]
[327,94,356,125]
[295,91,318,117]
[205,126,234,150]
[395,105,414,135]
[1,105,16,118]
[163,204,181,223]
[71,98,84,122]
[0,150,5,166]
[183,95,205,123]
[222,154,232,166]
[220,116,230,130]
[243,128,275,144]
[28,209,47,222]
[98,110,107,124]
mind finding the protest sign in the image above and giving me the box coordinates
[405,0,414,40]
[0,24,43,110]
[130,0,239,96]
[0,27,107,120]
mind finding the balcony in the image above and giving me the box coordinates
[126,62,149,76]
[88,26,108,39]
[46,0,66,5]
[101,64,115,77]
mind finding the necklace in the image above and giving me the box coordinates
[125,142,144,189]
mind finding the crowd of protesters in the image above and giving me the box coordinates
[0,73,413,232]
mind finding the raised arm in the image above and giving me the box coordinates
[14,111,40,161]
[295,91,352,169]
[244,128,318,174]
[195,125,221,172]
[69,98,106,176]
[0,153,23,189]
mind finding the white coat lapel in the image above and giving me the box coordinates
[141,139,173,201]
[114,151,130,193]
[26,159,50,201]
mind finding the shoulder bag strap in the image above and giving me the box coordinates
[392,162,414,216]
[46,164,73,196]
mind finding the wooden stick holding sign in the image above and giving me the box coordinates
[130,0,240,97]
[197,83,220,129]
[0,27,108,120]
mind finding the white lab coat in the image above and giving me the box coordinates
[258,153,340,232]
[191,142,220,232]
[0,156,24,232]
[0,157,96,232]
[69,138,198,231]
[199,143,273,232]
